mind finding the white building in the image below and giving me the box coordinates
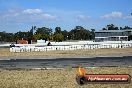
[95,29,132,41]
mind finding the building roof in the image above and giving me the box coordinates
[95,29,132,33]
[95,36,128,38]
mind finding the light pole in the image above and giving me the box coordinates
[67,36,68,40]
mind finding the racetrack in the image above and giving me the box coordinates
[0,56,132,69]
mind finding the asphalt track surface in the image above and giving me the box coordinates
[0,56,132,69]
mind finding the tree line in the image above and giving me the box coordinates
[0,24,132,43]
[102,24,132,30]
[0,26,95,43]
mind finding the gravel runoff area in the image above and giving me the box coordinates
[0,67,132,88]
[0,48,132,59]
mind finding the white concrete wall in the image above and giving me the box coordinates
[9,41,132,52]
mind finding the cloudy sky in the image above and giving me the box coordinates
[0,0,132,32]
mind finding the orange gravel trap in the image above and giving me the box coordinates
[76,66,131,85]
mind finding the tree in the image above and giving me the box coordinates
[54,27,62,34]
[6,33,14,42]
[53,27,64,42]
[120,27,123,30]
[33,33,42,40]
[34,34,48,41]
[107,24,115,30]
[0,32,6,42]
[69,26,91,40]
[128,35,132,41]
[53,33,64,42]
[103,24,119,30]
[0,32,14,42]
[114,27,119,30]
[35,27,52,35]
[124,26,131,29]
[90,29,95,40]
[34,27,53,41]
[102,28,107,30]
[62,30,69,40]
[14,31,30,40]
